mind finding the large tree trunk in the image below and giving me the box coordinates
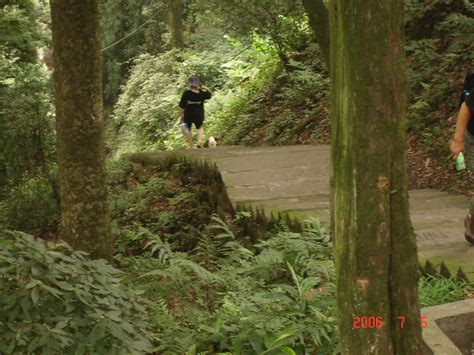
[330,1,424,353]
[51,0,112,260]
[168,0,184,49]
[301,0,330,66]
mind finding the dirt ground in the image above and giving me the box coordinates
[406,133,472,194]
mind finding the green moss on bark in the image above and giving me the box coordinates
[168,0,184,48]
[51,0,112,260]
[330,1,424,353]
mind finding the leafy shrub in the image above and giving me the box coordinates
[0,231,155,354]
[106,159,134,188]
[0,175,59,233]
[124,217,338,354]
[0,14,55,195]
[111,46,240,155]
[206,42,330,146]
[206,54,281,145]
[109,164,216,254]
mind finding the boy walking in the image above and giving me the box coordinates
[179,75,212,149]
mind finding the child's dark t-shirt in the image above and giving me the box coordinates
[179,90,212,120]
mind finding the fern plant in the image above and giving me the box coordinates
[121,216,338,354]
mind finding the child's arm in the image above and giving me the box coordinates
[200,85,213,94]
[450,102,471,155]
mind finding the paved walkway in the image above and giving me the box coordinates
[128,145,474,278]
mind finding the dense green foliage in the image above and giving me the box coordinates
[109,163,470,354]
[100,0,145,107]
[110,163,339,354]
[109,0,473,158]
[111,47,237,154]
[0,1,54,185]
[107,0,323,152]
[111,39,329,153]
[0,1,57,234]
[198,0,310,66]
[122,221,338,354]
[108,160,218,252]
[0,230,154,354]
[0,175,58,233]
[1,160,471,354]
[207,44,329,146]
[2,0,474,353]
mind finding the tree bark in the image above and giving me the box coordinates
[50,0,112,260]
[301,0,330,66]
[168,0,184,49]
[330,1,424,353]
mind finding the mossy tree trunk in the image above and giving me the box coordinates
[301,0,330,66]
[330,1,424,353]
[50,0,112,260]
[168,0,184,49]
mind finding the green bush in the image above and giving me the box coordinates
[206,43,330,146]
[124,217,338,354]
[106,159,134,188]
[0,231,155,354]
[419,275,470,307]
[111,47,239,155]
[109,164,216,253]
[0,175,59,233]
[111,176,173,221]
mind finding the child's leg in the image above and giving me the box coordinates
[197,127,204,147]
[464,131,474,242]
[184,120,193,149]
[186,132,193,149]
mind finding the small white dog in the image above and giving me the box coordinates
[208,136,217,148]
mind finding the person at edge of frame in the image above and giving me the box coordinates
[450,87,474,245]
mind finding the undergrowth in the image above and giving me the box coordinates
[117,220,338,354]
[0,231,154,354]
[419,275,470,308]
[1,159,471,354]
[108,161,470,354]
[109,161,339,354]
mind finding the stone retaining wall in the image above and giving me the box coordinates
[422,299,474,354]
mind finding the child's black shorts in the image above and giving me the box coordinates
[184,116,204,129]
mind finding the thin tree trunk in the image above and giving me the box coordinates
[168,0,184,48]
[50,0,112,260]
[301,0,330,66]
[330,1,424,353]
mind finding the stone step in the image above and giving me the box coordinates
[411,208,466,230]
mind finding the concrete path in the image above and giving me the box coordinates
[129,145,474,278]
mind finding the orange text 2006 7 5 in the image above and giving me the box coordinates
[352,316,428,329]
